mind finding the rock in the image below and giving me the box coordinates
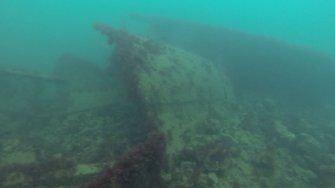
[319,165,335,177]
[274,120,296,143]
[294,133,321,155]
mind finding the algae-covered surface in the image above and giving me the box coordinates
[1,23,335,188]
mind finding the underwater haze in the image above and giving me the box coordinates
[1,1,335,188]
[0,0,334,72]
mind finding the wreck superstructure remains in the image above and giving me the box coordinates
[1,20,335,188]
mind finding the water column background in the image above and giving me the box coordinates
[0,0,334,73]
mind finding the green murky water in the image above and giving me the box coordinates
[0,1,335,187]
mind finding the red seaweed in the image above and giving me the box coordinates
[86,132,166,188]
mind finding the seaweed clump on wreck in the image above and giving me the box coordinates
[86,23,167,188]
[86,132,166,188]
[94,23,161,104]
[94,22,163,136]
